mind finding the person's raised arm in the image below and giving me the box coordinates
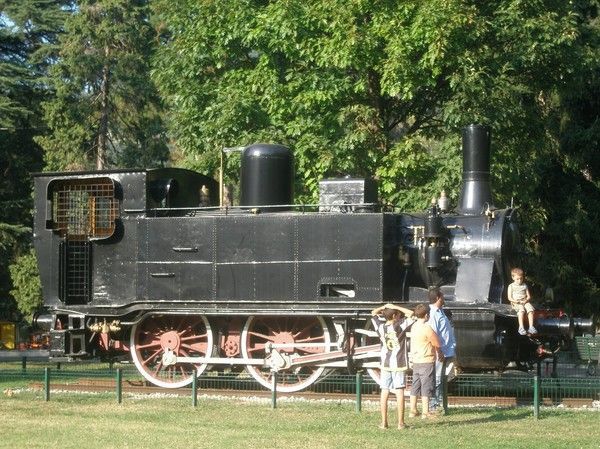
[383,303,414,318]
[371,304,386,316]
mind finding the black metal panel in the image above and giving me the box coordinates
[143,217,215,262]
[454,258,494,303]
[215,214,295,300]
[451,309,500,369]
[88,208,139,305]
[296,214,384,301]
[140,263,177,300]
[297,214,382,261]
[178,264,214,300]
[137,216,216,301]
[217,263,295,301]
[216,214,295,263]
[296,261,382,300]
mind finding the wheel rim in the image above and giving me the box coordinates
[130,314,213,389]
[359,319,382,386]
[241,316,330,392]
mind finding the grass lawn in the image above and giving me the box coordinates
[1,390,599,449]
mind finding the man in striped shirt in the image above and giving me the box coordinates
[371,303,415,429]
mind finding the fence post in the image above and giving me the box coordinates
[44,367,50,401]
[533,375,539,419]
[21,356,26,373]
[116,368,122,404]
[355,371,363,413]
[192,370,198,408]
[271,372,277,409]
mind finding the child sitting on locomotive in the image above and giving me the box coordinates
[371,303,415,430]
[507,268,537,335]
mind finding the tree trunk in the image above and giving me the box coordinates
[97,51,110,170]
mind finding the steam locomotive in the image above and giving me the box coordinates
[32,124,592,392]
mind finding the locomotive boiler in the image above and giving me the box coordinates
[32,124,591,392]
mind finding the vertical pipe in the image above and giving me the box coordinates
[442,370,449,414]
[21,356,26,373]
[458,124,493,215]
[355,371,363,413]
[44,367,50,402]
[192,369,198,408]
[533,375,539,419]
[116,368,122,404]
[271,372,277,409]
[219,150,224,207]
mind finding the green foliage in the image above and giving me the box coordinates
[8,249,42,320]
[152,0,599,315]
[0,1,69,318]
[36,0,169,170]
[153,1,584,204]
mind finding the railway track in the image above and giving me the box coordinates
[27,379,598,408]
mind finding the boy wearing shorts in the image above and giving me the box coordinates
[371,303,415,429]
[507,267,537,335]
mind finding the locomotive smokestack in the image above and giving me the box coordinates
[458,124,494,215]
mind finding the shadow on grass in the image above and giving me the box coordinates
[438,407,533,426]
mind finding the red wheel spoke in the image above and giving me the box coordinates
[293,323,317,338]
[136,340,162,350]
[182,342,208,353]
[141,348,162,366]
[248,330,276,341]
[152,361,163,376]
[247,343,267,353]
[180,333,207,342]
[295,335,325,343]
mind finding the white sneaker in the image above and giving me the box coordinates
[518,327,527,335]
[528,326,537,334]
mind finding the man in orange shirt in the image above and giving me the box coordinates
[409,303,441,419]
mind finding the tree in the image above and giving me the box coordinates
[0,0,71,319]
[8,249,42,321]
[152,0,599,315]
[527,0,600,316]
[37,0,169,171]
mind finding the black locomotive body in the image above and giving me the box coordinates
[32,125,589,391]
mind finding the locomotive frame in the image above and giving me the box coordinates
[32,125,592,392]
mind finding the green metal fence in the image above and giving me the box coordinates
[2,360,599,415]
